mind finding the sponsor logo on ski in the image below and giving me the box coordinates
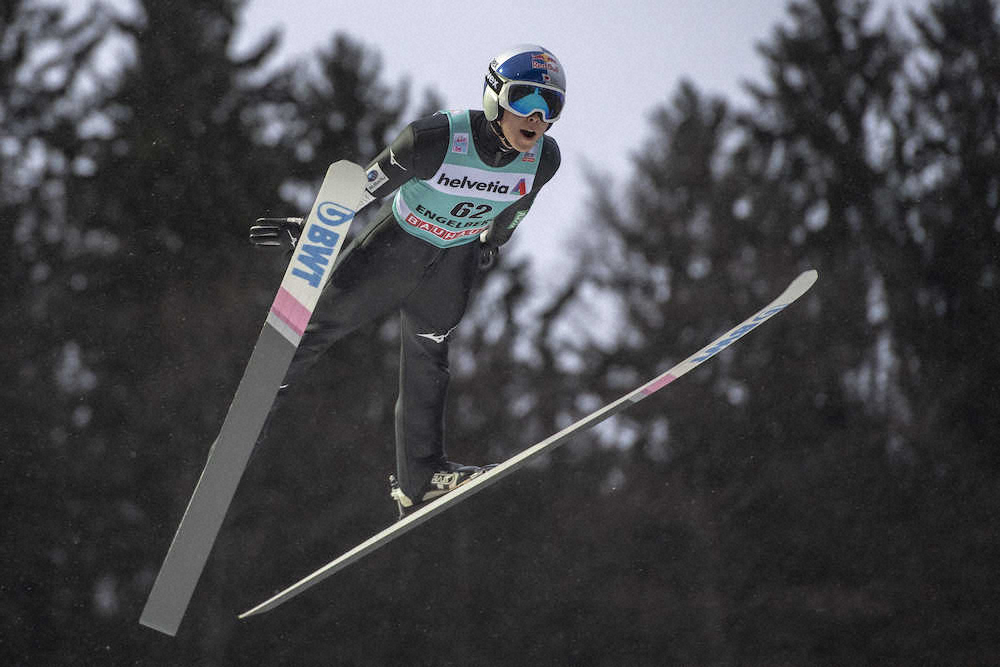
[292,202,353,288]
[690,305,787,362]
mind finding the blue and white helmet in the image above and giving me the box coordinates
[483,44,566,123]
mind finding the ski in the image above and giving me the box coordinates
[238,269,818,620]
[140,161,367,636]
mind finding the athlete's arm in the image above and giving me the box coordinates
[483,134,561,248]
[362,114,450,199]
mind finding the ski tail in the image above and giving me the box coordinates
[237,270,818,620]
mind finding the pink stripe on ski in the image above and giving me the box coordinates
[270,288,311,337]
[641,374,678,396]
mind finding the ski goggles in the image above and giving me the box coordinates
[499,82,565,123]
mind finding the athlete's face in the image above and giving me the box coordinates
[498,111,550,152]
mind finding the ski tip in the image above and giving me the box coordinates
[327,160,366,180]
[784,269,818,300]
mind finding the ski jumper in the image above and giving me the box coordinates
[276,110,560,500]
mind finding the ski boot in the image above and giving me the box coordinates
[389,462,497,520]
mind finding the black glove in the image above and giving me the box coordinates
[249,217,304,249]
[478,241,499,271]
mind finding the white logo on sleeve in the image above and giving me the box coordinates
[416,325,458,344]
[389,147,405,170]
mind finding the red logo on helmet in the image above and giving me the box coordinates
[531,53,560,72]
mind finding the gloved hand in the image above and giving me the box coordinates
[249,217,304,249]
[479,241,499,271]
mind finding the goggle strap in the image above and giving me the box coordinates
[486,65,505,95]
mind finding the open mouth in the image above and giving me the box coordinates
[520,129,537,139]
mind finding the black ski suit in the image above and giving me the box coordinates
[277,110,560,500]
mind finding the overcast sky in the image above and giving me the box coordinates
[231,0,927,280]
[231,0,776,276]
[100,0,925,281]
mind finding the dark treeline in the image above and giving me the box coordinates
[3,0,997,664]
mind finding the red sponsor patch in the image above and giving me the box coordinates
[404,213,486,241]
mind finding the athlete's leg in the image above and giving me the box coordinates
[393,242,481,498]
[281,214,430,388]
[258,214,431,446]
